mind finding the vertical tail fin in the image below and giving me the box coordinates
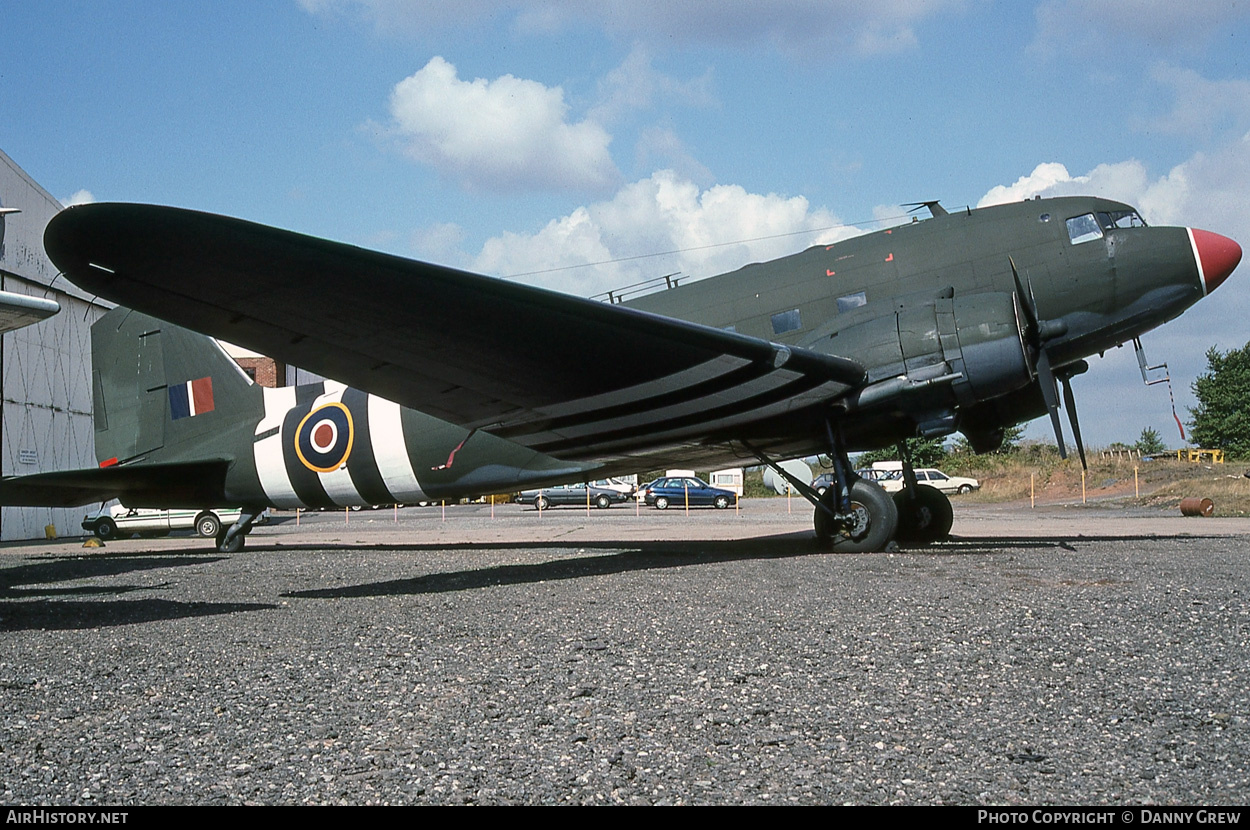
[92,307,260,466]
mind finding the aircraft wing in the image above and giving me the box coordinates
[0,290,59,334]
[45,203,865,461]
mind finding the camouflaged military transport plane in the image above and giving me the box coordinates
[0,197,1241,552]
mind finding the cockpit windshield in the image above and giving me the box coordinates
[1100,210,1146,229]
[1067,209,1146,244]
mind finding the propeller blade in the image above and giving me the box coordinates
[1037,349,1067,460]
[1010,256,1040,339]
[1060,374,1087,470]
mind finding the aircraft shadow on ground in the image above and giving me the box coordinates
[277,530,1213,601]
[0,554,277,632]
[0,598,280,632]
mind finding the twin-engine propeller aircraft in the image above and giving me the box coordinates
[0,196,1240,552]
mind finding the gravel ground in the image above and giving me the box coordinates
[1,501,1248,805]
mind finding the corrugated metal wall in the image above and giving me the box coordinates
[0,149,110,540]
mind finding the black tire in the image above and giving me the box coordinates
[957,484,973,494]
[94,518,117,540]
[654,496,670,510]
[813,479,898,553]
[216,530,245,553]
[594,494,612,509]
[892,485,954,545]
[713,495,731,509]
[195,513,221,538]
[534,495,550,511]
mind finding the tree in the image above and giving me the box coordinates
[1134,427,1167,455]
[1190,343,1250,458]
[857,437,947,468]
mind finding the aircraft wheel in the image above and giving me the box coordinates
[195,513,221,538]
[813,480,898,553]
[215,530,245,553]
[654,496,669,510]
[534,496,550,511]
[713,495,730,509]
[595,494,612,509]
[892,485,953,545]
[94,519,117,540]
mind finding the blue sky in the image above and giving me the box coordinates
[3,1,1250,450]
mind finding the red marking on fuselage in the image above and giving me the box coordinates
[433,429,478,471]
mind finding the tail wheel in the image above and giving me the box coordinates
[215,529,245,553]
[892,485,954,545]
[813,479,898,553]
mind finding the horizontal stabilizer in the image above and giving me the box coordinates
[0,460,231,508]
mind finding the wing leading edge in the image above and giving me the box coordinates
[45,203,864,461]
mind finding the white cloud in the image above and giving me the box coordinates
[1147,63,1250,140]
[975,135,1250,235]
[1031,0,1250,57]
[472,170,859,297]
[384,56,619,193]
[588,47,715,126]
[303,1,965,56]
[633,126,714,186]
[60,189,95,207]
[410,221,466,261]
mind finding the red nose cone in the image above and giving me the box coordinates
[1191,228,1242,294]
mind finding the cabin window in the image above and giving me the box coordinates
[837,291,867,313]
[1066,213,1103,245]
[771,308,802,334]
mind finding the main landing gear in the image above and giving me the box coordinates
[215,506,265,553]
[746,427,898,553]
[891,442,953,545]
[748,430,955,552]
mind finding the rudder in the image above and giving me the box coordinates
[91,307,260,466]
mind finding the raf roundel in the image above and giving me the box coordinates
[295,402,354,473]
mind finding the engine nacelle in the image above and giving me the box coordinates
[828,291,1034,413]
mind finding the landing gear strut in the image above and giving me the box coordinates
[891,442,953,545]
[215,506,265,553]
[744,423,898,553]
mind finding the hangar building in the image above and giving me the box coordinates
[0,149,110,541]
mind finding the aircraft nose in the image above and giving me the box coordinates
[1191,228,1242,294]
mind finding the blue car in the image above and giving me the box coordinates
[642,476,735,510]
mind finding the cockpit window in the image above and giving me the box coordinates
[1066,213,1104,245]
[1099,210,1146,229]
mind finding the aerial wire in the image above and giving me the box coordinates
[503,210,917,279]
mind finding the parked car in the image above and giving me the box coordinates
[589,477,636,497]
[876,468,980,494]
[81,503,245,540]
[813,469,899,495]
[642,476,736,509]
[516,482,630,510]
